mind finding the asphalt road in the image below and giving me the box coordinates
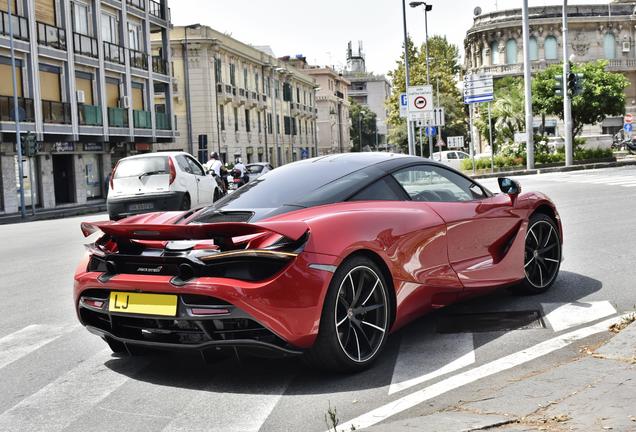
[1,166,635,432]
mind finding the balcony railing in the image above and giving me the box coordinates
[42,100,71,124]
[103,41,125,64]
[155,111,170,130]
[73,32,98,58]
[78,104,102,126]
[0,96,34,122]
[149,0,165,19]
[127,0,145,11]
[129,49,148,69]
[0,10,29,41]
[37,21,66,50]
[133,109,151,128]
[108,107,128,127]
[152,56,168,75]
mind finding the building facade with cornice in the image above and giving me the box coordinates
[464,1,636,137]
[153,25,318,167]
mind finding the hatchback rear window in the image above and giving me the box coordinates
[114,157,169,179]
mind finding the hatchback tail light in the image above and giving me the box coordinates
[109,161,119,190]
[168,157,176,185]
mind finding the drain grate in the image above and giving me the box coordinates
[437,310,545,334]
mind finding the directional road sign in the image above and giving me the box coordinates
[447,136,464,148]
[425,126,437,137]
[464,74,494,104]
[407,85,433,121]
[624,123,633,133]
[419,107,445,127]
[399,93,408,118]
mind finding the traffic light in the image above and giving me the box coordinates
[574,73,584,96]
[554,75,563,97]
[20,133,38,157]
[567,72,576,95]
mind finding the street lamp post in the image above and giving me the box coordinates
[401,0,415,155]
[183,24,201,157]
[521,0,534,169]
[562,0,574,167]
[7,0,26,217]
[410,2,433,158]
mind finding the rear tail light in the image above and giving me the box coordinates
[168,157,176,185]
[109,161,119,190]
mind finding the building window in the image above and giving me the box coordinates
[233,107,238,132]
[230,63,236,86]
[127,22,142,51]
[214,58,222,82]
[265,77,271,96]
[284,115,291,135]
[490,41,499,65]
[243,67,248,90]
[257,112,261,133]
[296,87,300,102]
[544,36,558,60]
[604,33,616,59]
[505,39,517,64]
[197,134,208,163]
[101,12,118,44]
[529,37,538,61]
[220,104,225,131]
[245,109,251,132]
[267,113,272,133]
[255,73,259,92]
[276,114,280,134]
[72,1,90,36]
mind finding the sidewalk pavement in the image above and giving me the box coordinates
[0,202,106,225]
[469,157,636,180]
[364,318,636,432]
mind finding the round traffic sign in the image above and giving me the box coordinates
[625,113,633,124]
[414,96,427,110]
[624,123,633,133]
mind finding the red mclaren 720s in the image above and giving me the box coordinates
[74,153,562,372]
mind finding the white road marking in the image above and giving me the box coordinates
[0,349,148,431]
[542,301,617,332]
[162,379,290,432]
[389,333,474,395]
[0,324,76,370]
[332,314,625,432]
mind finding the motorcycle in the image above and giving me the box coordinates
[227,168,249,192]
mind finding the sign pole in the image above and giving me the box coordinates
[28,154,36,216]
[402,0,415,155]
[419,125,423,157]
[469,104,475,174]
[428,128,433,158]
[488,102,494,174]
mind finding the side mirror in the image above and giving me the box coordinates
[498,177,521,195]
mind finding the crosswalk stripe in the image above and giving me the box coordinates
[0,324,76,370]
[0,349,148,431]
[542,301,617,332]
[389,333,474,395]
[162,378,290,432]
[333,315,626,432]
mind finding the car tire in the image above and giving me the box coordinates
[181,194,191,211]
[305,256,391,372]
[512,213,562,295]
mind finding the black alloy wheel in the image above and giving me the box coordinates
[306,256,391,372]
[516,213,561,294]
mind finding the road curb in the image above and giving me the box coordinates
[0,203,106,225]
[469,158,636,179]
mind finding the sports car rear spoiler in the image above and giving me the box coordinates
[81,220,309,242]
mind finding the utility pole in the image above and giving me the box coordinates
[522,0,534,169]
[402,0,415,155]
[562,0,574,166]
[7,0,26,217]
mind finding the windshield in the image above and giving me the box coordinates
[114,156,169,179]
[246,165,263,174]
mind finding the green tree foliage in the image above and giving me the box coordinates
[386,36,466,152]
[533,60,629,136]
[349,99,378,151]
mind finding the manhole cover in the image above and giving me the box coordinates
[437,310,545,334]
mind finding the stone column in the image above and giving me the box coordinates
[39,154,55,209]
[74,155,87,204]
[1,155,18,213]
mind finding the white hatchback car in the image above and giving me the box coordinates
[431,150,471,170]
[245,162,274,182]
[107,152,221,220]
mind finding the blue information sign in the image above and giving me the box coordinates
[425,126,437,137]
[624,123,633,133]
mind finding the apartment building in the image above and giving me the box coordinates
[154,25,317,166]
[0,0,176,214]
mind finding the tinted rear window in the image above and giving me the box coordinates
[114,157,169,179]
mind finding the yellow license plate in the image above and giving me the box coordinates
[108,292,177,316]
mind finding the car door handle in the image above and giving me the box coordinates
[196,178,200,182]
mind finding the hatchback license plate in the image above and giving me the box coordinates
[129,202,154,211]
[108,292,177,316]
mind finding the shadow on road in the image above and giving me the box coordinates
[102,270,602,396]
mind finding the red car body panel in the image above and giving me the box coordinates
[74,189,561,350]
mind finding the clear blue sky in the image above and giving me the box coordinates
[171,0,611,76]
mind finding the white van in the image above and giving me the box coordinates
[431,150,471,170]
